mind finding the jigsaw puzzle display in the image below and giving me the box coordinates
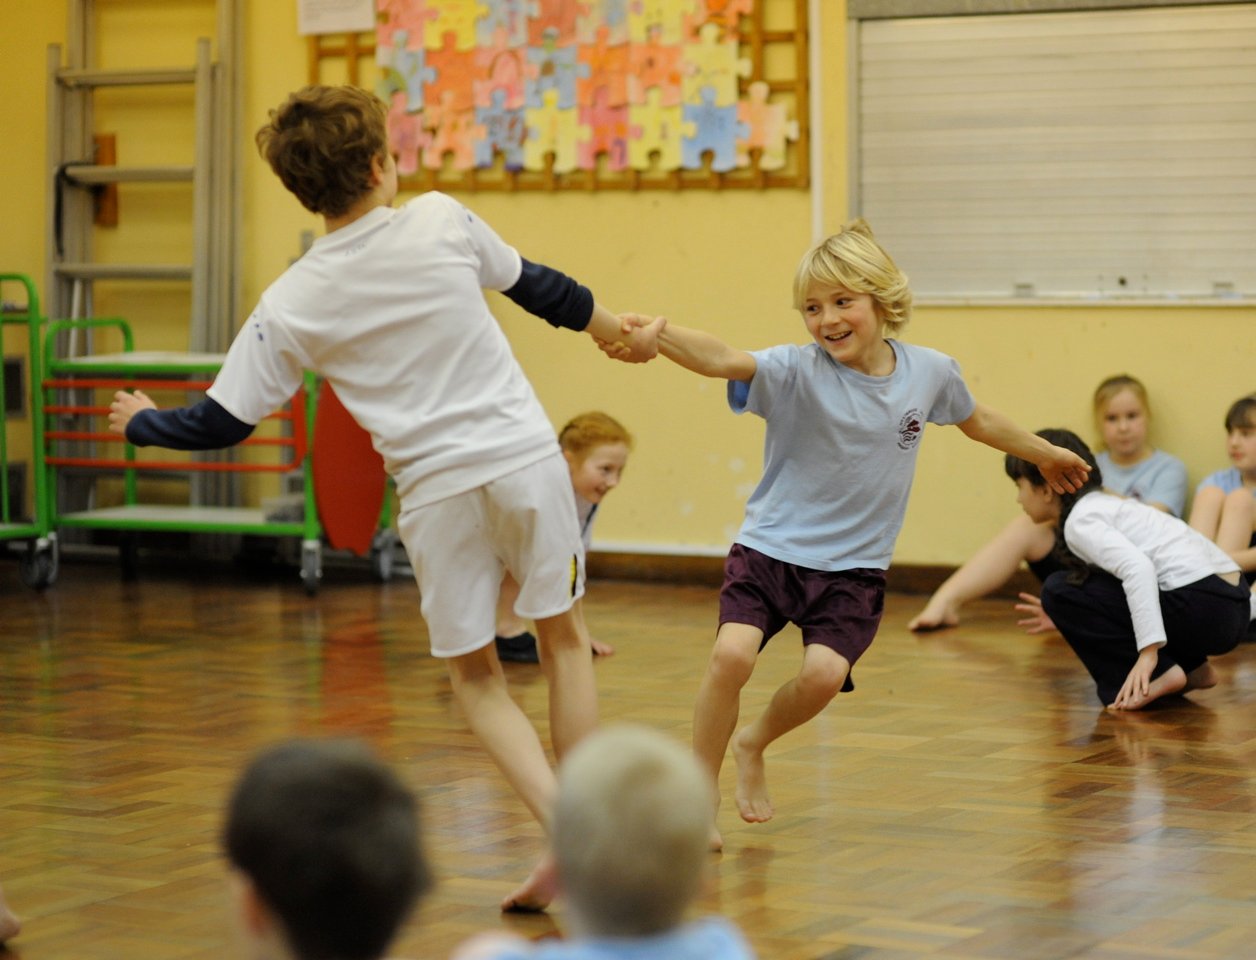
[374,0,800,176]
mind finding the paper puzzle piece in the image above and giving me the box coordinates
[529,0,580,45]
[736,80,799,171]
[474,42,528,110]
[422,0,479,51]
[576,28,629,107]
[427,32,478,112]
[377,30,437,112]
[525,33,587,109]
[682,22,751,107]
[474,89,527,169]
[475,0,534,48]
[376,0,438,50]
[628,0,690,45]
[422,90,477,171]
[387,91,431,176]
[524,88,585,173]
[628,88,685,170]
[684,0,753,39]
[627,39,683,106]
[682,86,749,172]
[578,87,629,170]
[576,0,630,44]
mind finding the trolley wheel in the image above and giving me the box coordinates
[369,528,397,582]
[19,537,59,590]
[300,540,322,595]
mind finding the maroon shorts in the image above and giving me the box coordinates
[718,543,886,692]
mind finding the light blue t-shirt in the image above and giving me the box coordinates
[1095,449,1187,516]
[728,340,976,571]
[473,916,755,960]
[1196,467,1255,497]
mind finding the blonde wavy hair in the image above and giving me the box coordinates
[792,218,912,335]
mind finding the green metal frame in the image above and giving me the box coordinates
[41,317,321,543]
[0,274,52,544]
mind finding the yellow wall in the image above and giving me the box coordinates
[6,1,1254,564]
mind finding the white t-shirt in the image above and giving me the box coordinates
[1063,491,1241,651]
[208,192,559,509]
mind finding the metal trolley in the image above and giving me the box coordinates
[40,317,336,591]
[0,274,57,588]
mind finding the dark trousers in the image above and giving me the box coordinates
[1040,569,1250,705]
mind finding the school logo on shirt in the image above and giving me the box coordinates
[897,409,924,450]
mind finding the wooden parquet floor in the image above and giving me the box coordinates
[2,556,1256,960]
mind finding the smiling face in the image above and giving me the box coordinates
[800,282,892,376]
[567,442,630,504]
[1098,388,1151,465]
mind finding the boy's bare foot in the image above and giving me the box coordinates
[501,852,557,913]
[907,598,959,632]
[732,728,773,823]
[1108,664,1188,712]
[590,637,615,657]
[1183,661,1219,692]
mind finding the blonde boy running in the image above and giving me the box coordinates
[615,220,1089,847]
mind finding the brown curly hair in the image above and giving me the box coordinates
[255,85,388,219]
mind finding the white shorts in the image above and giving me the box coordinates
[397,452,585,658]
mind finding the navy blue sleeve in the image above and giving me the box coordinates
[501,258,594,331]
[125,397,255,450]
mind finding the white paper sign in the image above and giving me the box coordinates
[296,0,375,36]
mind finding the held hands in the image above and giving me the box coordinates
[1013,592,1057,635]
[1110,645,1160,710]
[1039,445,1091,494]
[595,312,666,363]
[108,388,157,436]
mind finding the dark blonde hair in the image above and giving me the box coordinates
[255,85,388,218]
[792,218,912,334]
[1091,374,1151,447]
[558,412,633,463]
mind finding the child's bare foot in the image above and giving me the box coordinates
[500,852,557,913]
[1108,664,1188,711]
[732,728,773,823]
[907,598,959,632]
[591,637,615,657]
[0,886,21,942]
[1183,661,1219,692]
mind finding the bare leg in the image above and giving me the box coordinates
[0,882,21,942]
[534,609,598,760]
[445,648,560,912]
[1216,488,1256,572]
[733,644,850,823]
[1184,661,1219,692]
[572,598,614,657]
[1107,664,1188,711]
[1188,486,1226,541]
[909,515,1055,631]
[692,623,763,850]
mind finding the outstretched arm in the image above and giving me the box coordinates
[109,389,255,449]
[957,403,1090,493]
[610,313,756,381]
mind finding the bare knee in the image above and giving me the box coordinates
[797,655,847,701]
[1223,487,1254,522]
[708,633,758,688]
